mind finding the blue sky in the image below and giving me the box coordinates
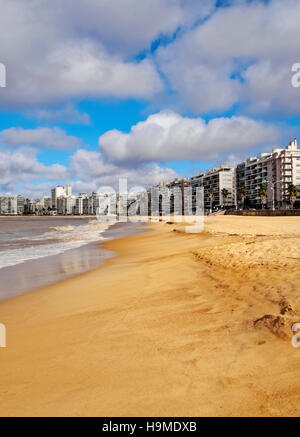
[0,0,299,197]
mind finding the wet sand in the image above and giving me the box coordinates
[0,216,299,416]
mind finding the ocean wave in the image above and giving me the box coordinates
[0,220,114,269]
[49,225,75,231]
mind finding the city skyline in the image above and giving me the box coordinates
[1,0,300,199]
[1,135,300,215]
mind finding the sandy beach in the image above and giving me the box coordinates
[0,216,299,417]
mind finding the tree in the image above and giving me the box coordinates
[287,184,298,209]
[221,188,229,209]
[208,188,214,214]
[259,184,268,209]
[240,186,247,209]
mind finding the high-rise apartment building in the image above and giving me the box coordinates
[65,184,72,197]
[39,196,52,211]
[202,166,236,210]
[16,195,25,215]
[51,184,74,211]
[75,194,88,215]
[236,139,300,208]
[0,196,18,215]
[51,185,66,210]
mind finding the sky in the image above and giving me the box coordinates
[0,0,300,198]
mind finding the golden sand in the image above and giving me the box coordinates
[0,216,299,417]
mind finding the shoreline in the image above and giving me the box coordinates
[0,216,299,416]
[0,220,146,301]
[0,215,101,218]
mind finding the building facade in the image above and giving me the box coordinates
[51,185,66,210]
[202,166,236,210]
[236,139,300,208]
[0,196,18,215]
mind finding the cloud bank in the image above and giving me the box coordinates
[99,111,278,164]
[0,127,81,150]
[0,0,214,107]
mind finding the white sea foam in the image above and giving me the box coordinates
[0,221,114,269]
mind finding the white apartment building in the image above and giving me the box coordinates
[236,139,300,208]
[65,184,72,197]
[0,195,18,215]
[89,192,103,215]
[75,194,88,215]
[148,178,189,216]
[16,195,25,215]
[51,184,75,212]
[64,195,77,215]
[51,185,66,210]
[202,166,236,210]
[39,196,52,211]
[56,195,77,215]
[236,154,269,208]
[271,139,300,207]
[190,173,204,213]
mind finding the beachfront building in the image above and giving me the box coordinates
[51,185,67,210]
[74,192,115,216]
[129,190,149,217]
[89,192,105,215]
[117,191,140,217]
[148,178,190,217]
[0,195,18,215]
[236,154,270,209]
[202,166,236,211]
[74,194,87,215]
[33,199,43,215]
[65,184,72,197]
[23,198,37,215]
[236,139,300,209]
[64,195,77,215]
[165,178,190,216]
[189,173,204,213]
[56,195,77,215]
[51,184,78,214]
[16,195,25,215]
[39,196,52,212]
[147,170,232,217]
[271,139,300,208]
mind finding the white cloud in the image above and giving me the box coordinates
[69,163,178,194]
[0,127,81,150]
[69,148,179,190]
[0,147,68,193]
[98,110,278,163]
[1,0,299,115]
[1,41,163,106]
[19,182,57,199]
[0,108,279,197]
[0,145,179,196]
[28,104,91,125]
[59,0,215,56]
[157,0,300,115]
[0,0,215,107]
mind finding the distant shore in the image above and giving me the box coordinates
[0,215,98,218]
[0,216,299,416]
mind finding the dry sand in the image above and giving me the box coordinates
[0,216,299,417]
